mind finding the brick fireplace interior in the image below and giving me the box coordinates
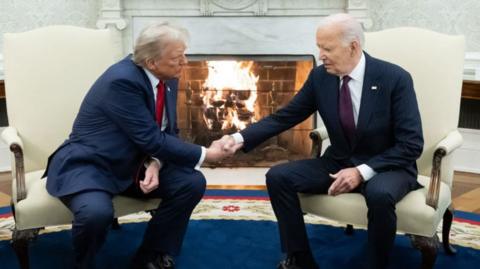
[177,55,316,167]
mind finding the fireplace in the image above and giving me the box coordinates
[177,55,316,167]
[113,0,373,183]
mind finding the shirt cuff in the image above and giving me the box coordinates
[195,146,207,171]
[144,157,162,169]
[231,133,244,144]
[356,164,377,181]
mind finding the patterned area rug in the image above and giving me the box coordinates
[1,189,479,251]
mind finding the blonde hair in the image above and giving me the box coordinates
[133,22,189,67]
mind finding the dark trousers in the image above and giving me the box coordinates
[265,157,420,269]
[60,163,206,269]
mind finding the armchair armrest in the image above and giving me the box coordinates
[309,126,329,158]
[1,126,24,149]
[426,130,463,209]
[435,129,463,155]
[1,126,27,202]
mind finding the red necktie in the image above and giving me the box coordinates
[339,76,355,145]
[156,81,165,126]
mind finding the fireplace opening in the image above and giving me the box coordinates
[178,55,316,167]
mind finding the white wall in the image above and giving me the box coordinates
[367,0,480,51]
[367,0,480,80]
[0,0,100,79]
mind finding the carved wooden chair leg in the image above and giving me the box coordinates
[442,205,457,255]
[11,228,40,269]
[345,224,354,235]
[410,234,439,269]
[111,217,121,230]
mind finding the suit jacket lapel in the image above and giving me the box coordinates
[324,76,340,123]
[137,63,156,116]
[354,54,380,146]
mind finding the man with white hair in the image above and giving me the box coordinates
[44,22,238,269]
[222,13,423,269]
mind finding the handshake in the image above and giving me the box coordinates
[204,135,243,162]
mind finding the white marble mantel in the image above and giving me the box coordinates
[107,0,372,59]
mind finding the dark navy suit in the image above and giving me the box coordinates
[45,56,206,268]
[240,53,423,269]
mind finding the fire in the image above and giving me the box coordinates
[202,61,259,131]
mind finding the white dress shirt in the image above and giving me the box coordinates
[232,52,377,181]
[144,68,206,170]
[340,53,376,180]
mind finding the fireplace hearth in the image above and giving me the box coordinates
[177,55,316,167]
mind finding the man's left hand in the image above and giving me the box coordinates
[140,159,161,194]
[328,167,363,196]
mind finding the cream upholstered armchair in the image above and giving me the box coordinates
[2,26,160,269]
[300,27,465,269]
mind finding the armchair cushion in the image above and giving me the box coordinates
[13,170,161,230]
[299,175,451,237]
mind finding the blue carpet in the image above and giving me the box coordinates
[0,219,479,269]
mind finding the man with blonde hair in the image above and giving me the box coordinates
[222,13,423,269]
[45,22,238,269]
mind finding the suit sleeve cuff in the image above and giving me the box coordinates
[356,164,377,181]
[195,147,207,171]
[231,133,244,144]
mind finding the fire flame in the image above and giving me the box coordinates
[202,61,259,131]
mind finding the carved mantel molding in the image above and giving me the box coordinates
[197,0,371,22]
[200,0,268,16]
[96,0,127,59]
[96,0,127,30]
[347,0,373,29]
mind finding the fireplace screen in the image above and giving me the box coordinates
[177,55,316,167]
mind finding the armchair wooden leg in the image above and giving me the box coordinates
[410,234,439,269]
[148,209,157,217]
[11,228,40,269]
[442,205,457,255]
[345,224,354,235]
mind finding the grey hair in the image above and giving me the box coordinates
[133,22,189,67]
[318,13,365,48]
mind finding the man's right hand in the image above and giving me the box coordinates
[219,135,238,152]
[205,135,243,162]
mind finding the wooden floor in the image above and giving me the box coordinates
[0,171,479,213]
[451,171,480,213]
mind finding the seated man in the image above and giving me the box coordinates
[222,13,423,269]
[44,22,239,269]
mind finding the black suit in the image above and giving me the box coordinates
[240,53,423,268]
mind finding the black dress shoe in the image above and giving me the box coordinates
[277,254,319,269]
[131,247,175,269]
[277,255,301,269]
[148,254,175,269]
